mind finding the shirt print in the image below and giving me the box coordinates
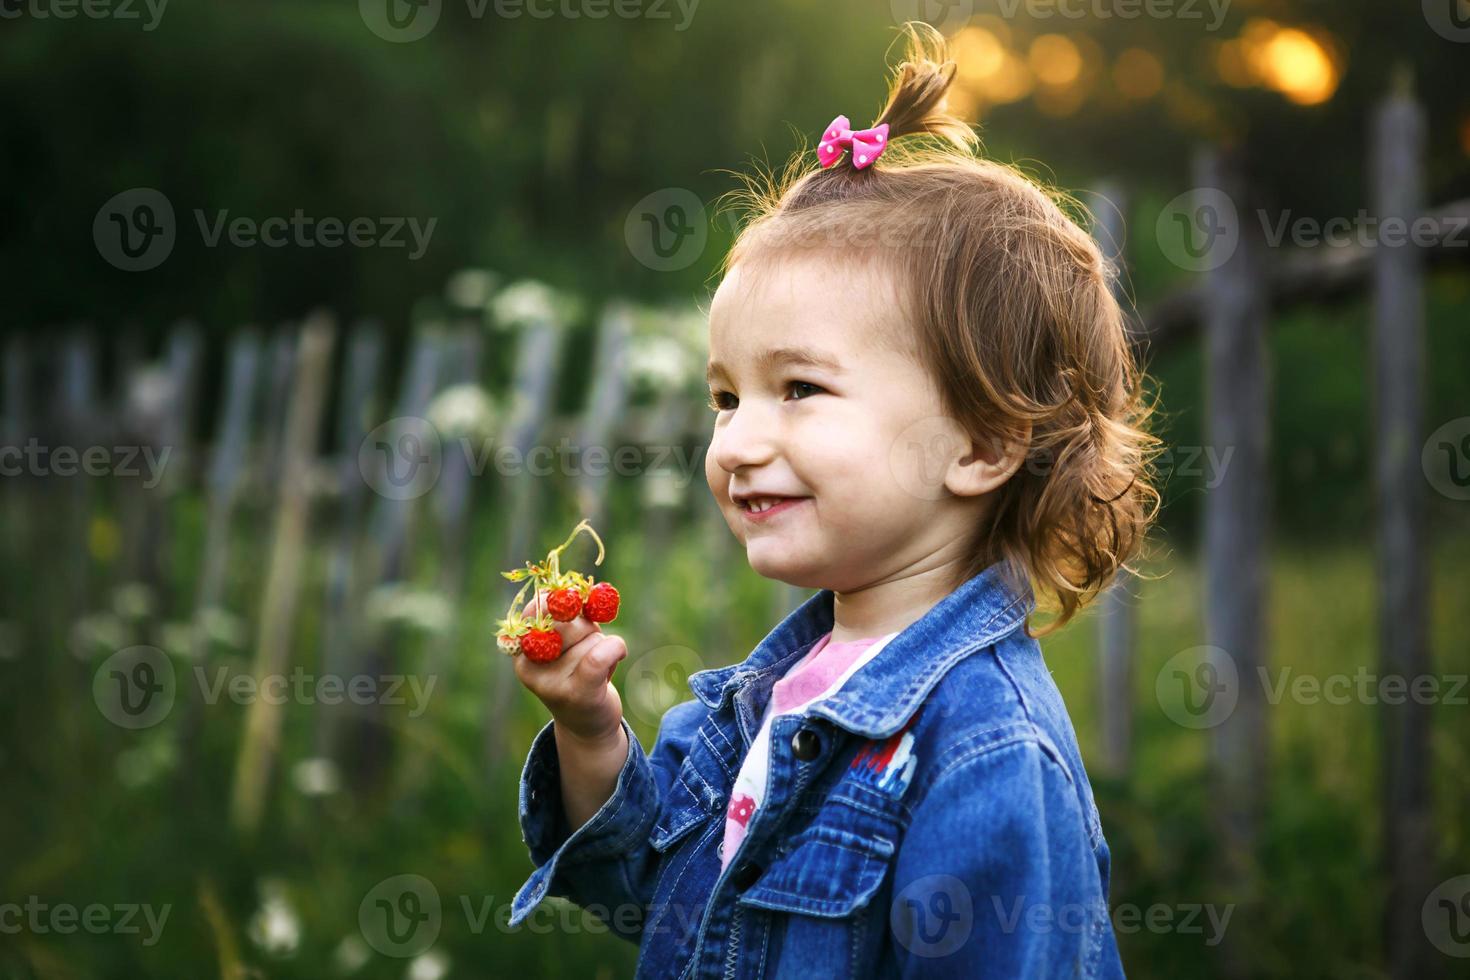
[718,629,898,871]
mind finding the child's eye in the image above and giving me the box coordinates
[706,381,824,413]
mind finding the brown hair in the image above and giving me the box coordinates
[714,22,1163,636]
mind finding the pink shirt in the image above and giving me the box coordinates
[718,629,898,872]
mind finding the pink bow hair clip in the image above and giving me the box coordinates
[817,115,891,171]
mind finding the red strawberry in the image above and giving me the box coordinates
[519,627,563,663]
[546,587,584,622]
[584,582,620,623]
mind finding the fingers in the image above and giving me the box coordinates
[529,588,602,650]
[574,634,626,687]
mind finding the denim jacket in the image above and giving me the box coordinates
[510,561,1126,979]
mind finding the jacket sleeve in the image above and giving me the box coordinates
[888,734,1124,979]
[508,698,710,943]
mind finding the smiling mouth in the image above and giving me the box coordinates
[738,496,810,520]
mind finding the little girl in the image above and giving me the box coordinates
[508,22,1157,979]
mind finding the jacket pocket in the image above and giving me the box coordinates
[736,821,895,917]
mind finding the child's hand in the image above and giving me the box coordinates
[511,588,628,745]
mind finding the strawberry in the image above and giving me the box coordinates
[519,627,563,663]
[584,581,620,623]
[546,587,584,622]
[499,518,615,657]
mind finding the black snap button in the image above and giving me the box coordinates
[791,727,821,761]
[732,861,762,891]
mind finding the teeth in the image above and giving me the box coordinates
[746,497,787,512]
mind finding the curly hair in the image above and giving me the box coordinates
[713,22,1164,636]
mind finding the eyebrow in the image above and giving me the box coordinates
[705,346,845,385]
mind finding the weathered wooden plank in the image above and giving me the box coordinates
[1197,145,1270,881]
[1370,83,1433,980]
[230,311,337,835]
[1090,180,1136,780]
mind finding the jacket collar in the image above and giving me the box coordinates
[686,560,1036,740]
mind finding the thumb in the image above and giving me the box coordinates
[591,636,627,675]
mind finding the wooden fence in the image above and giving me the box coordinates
[0,83,1460,979]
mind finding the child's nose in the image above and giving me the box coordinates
[712,401,778,476]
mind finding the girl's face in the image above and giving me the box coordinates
[704,255,987,594]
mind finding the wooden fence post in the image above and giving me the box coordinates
[336,326,444,795]
[1091,179,1136,780]
[60,331,98,627]
[230,312,336,836]
[313,322,384,759]
[1197,145,1270,903]
[486,312,567,766]
[573,301,632,535]
[1370,77,1433,980]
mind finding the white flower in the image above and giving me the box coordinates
[292,757,342,797]
[445,268,499,310]
[112,583,155,621]
[427,384,498,442]
[491,279,579,331]
[364,584,455,636]
[333,935,371,974]
[407,950,450,980]
[247,880,301,958]
[628,334,693,391]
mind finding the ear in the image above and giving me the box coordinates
[946,422,1032,498]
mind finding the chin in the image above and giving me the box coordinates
[745,546,829,591]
